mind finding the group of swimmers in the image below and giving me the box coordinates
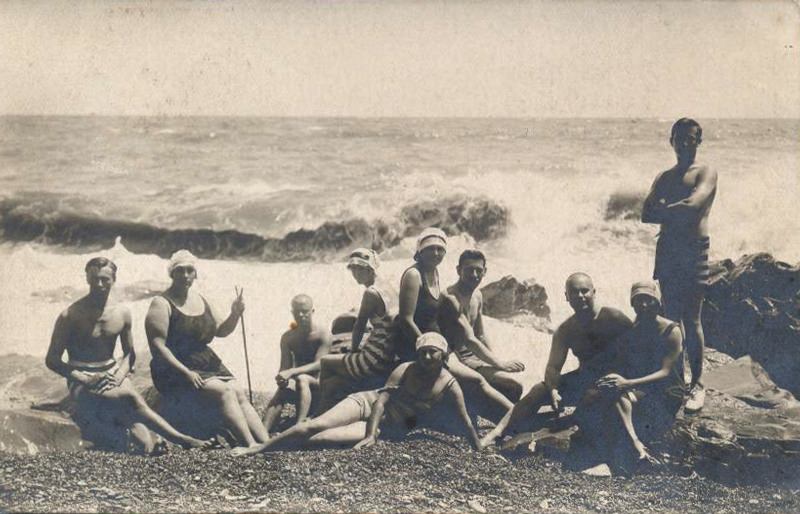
[45,117,717,465]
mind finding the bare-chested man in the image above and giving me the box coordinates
[262,294,333,434]
[642,118,717,412]
[481,273,632,447]
[45,257,208,453]
[447,249,524,401]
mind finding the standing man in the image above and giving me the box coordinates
[480,273,632,447]
[642,118,717,412]
[447,249,524,401]
[262,294,332,434]
[46,257,208,453]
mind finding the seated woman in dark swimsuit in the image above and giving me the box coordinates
[397,228,449,361]
[231,332,482,456]
[145,250,269,449]
[398,228,522,417]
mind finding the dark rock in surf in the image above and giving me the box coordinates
[604,190,646,221]
[480,276,551,331]
[703,253,800,396]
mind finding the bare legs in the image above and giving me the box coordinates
[683,289,706,390]
[101,378,208,449]
[477,367,524,402]
[613,395,658,463]
[663,282,706,410]
[480,381,549,447]
[233,395,366,456]
[317,355,355,414]
[198,379,268,447]
[448,355,513,413]
[262,374,319,434]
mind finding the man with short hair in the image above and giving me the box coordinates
[642,118,717,412]
[262,294,332,434]
[447,249,524,401]
[480,273,633,447]
[45,257,208,453]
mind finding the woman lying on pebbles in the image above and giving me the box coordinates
[231,332,482,456]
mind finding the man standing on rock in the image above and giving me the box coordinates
[447,249,524,402]
[45,257,209,453]
[480,273,632,447]
[642,118,717,412]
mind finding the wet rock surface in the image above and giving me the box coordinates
[703,253,800,396]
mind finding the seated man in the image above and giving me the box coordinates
[437,293,525,421]
[262,294,332,434]
[45,257,208,454]
[447,249,524,401]
[596,281,685,465]
[481,272,633,447]
[232,332,482,456]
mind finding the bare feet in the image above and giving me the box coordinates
[480,430,500,449]
[180,436,214,450]
[230,442,267,457]
[636,445,662,466]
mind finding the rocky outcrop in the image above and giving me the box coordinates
[499,352,800,480]
[703,253,800,396]
[480,276,552,333]
[669,355,800,481]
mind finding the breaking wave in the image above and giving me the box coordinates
[0,195,510,262]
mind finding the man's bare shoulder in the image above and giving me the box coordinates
[690,162,717,181]
[105,303,132,323]
[308,323,331,344]
[280,328,298,346]
[555,315,579,338]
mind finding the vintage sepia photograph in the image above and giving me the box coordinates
[1,1,799,512]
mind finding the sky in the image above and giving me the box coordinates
[1,0,798,118]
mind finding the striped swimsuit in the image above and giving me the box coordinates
[342,286,398,379]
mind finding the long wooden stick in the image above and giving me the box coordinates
[235,286,254,404]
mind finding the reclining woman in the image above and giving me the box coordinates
[317,248,399,412]
[145,250,269,449]
[595,281,686,465]
[231,332,482,456]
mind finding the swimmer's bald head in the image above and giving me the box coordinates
[291,294,314,311]
[564,272,596,314]
[565,272,593,291]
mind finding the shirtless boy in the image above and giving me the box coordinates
[262,294,333,433]
[447,249,524,401]
[45,257,207,453]
[481,273,632,447]
[642,118,717,412]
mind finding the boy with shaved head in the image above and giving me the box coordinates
[262,294,333,434]
[481,273,633,447]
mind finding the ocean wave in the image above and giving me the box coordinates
[0,195,509,262]
[604,190,646,221]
